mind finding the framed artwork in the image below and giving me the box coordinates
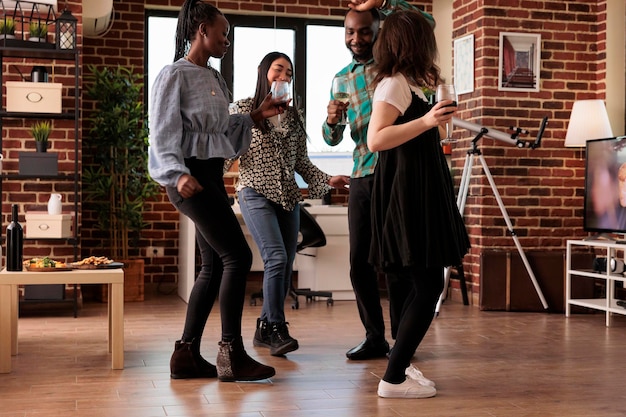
[498,32,541,92]
[454,34,474,95]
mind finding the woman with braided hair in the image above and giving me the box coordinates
[148,0,282,382]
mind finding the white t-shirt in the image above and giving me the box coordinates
[373,73,428,115]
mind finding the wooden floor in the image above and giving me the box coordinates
[2,286,626,417]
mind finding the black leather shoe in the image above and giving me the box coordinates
[346,339,390,360]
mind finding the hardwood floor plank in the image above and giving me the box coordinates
[2,288,626,416]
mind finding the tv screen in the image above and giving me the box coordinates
[584,137,626,234]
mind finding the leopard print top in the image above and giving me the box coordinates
[230,98,331,211]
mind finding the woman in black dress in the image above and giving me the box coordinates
[366,9,470,399]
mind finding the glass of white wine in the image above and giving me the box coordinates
[270,80,291,133]
[332,75,350,125]
[435,84,457,143]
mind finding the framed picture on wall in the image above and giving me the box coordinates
[498,32,541,92]
[454,34,474,95]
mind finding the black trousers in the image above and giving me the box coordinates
[166,158,252,344]
[348,175,411,342]
[384,265,444,383]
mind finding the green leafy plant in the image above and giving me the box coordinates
[28,21,47,39]
[31,120,51,142]
[84,65,160,260]
[0,17,16,35]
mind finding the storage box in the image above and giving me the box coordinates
[25,212,72,238]
[480,250,596,313]
[18,152,58,176]
[6,81,62,113]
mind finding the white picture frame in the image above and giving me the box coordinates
[454,34,474,95]
[498,32,541,92]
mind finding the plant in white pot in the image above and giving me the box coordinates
[28,21,47,42]
[0,17,16,39]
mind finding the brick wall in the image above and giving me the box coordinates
[449,0,609,302]
[75,1,612,302]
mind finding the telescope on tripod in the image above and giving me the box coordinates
[436,116,550,314]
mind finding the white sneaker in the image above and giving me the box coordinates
[405,364,436,387]
[377,378,437,399]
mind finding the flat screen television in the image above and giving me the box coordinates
[584,136,626,236]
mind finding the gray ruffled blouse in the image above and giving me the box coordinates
[148,58,254,188]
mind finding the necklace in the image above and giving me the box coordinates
[185,55,201,66]
[185,55,216,96]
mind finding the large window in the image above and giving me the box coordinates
[146,12,354,176]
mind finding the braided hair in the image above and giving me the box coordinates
[174,0,223,62]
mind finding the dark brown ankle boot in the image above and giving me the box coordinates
[216,337,275,382]
[170,339,217,379]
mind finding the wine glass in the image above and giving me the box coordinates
[270,80,291,133]
[332,75,350,125]
[436,84,457,143]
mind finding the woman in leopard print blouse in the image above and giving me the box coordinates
[229,52,350,356]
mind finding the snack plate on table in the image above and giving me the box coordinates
[70,256,124,269]
[71,262,125,269]
[24,257,72,272]
[25,266,74,272]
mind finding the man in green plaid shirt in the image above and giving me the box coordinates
[322,0,435,361]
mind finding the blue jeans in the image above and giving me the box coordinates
[237,187,299,323]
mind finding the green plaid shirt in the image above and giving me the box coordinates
[322,60,377,178]
[321,0,434,179]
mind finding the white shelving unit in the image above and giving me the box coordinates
[566,239,626,326]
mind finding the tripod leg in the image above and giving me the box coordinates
[457,153,474,215]
[477,154,549,309]
[457,263,469,305]
[435,267,450,316]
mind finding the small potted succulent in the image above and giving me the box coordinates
[31,120,51,152]
[28,21,48,42]
[0,17,16,39]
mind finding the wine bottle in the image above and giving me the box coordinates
[6,204,23,271]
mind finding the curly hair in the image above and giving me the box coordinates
[372,10,441,89]
[174,0,224,62]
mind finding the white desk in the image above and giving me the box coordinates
[0,268,125,373]
[178,204,353,302]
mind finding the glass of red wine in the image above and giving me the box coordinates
[436,84,457,143]
[270,80,291,133]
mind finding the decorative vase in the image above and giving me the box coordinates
[47,193,62,215]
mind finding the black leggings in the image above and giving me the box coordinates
[166,158,252,344]
[384,265,444,383]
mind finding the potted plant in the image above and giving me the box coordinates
[84,65,160,301]
[0,17,16,39]
[28,21,47,42]
[31,120,51,152]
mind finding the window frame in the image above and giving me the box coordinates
[144,10,345,122]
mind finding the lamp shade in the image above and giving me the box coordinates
[564,99,614,147]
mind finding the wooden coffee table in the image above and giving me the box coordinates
[0,267,124,373]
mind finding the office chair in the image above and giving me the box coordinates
[249,203,334,309]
